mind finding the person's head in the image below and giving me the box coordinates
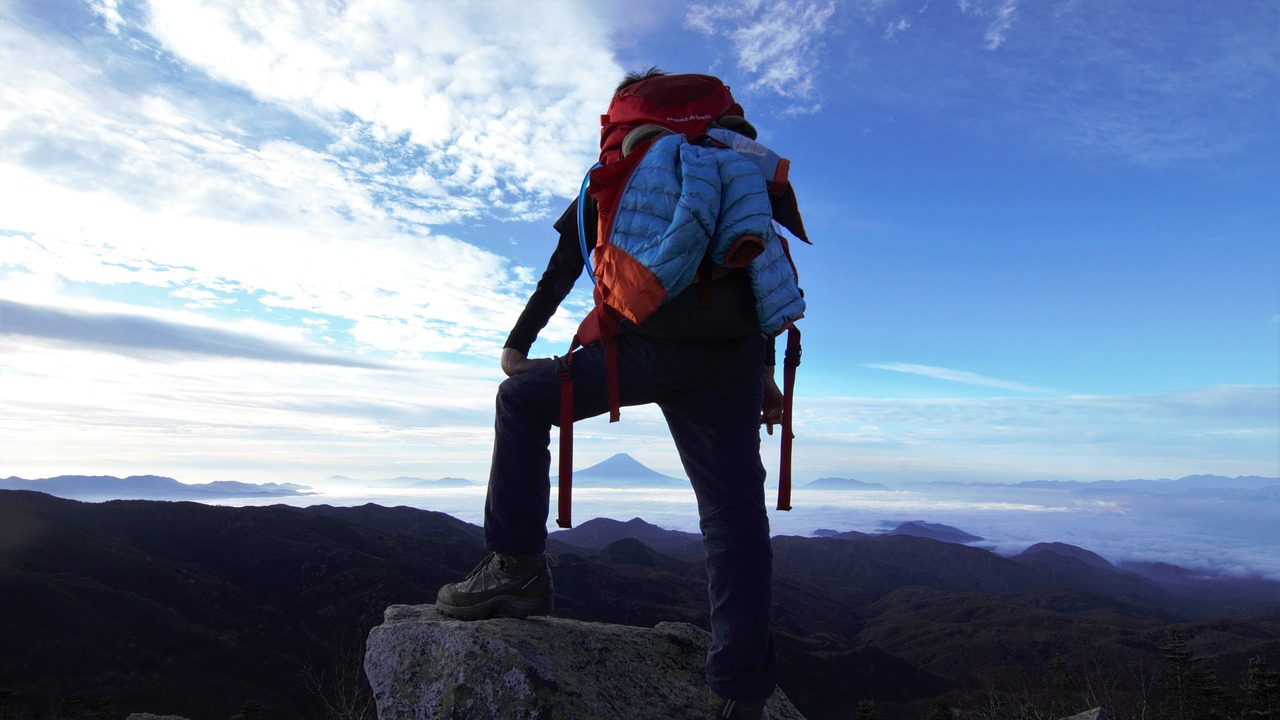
[615,66,667,95]
[606,68,747,134]
[601,67,757,161]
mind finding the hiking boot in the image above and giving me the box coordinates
[436,552,554,620]
[705,689,768,720]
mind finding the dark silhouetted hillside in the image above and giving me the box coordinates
[2,490,1278,720]
[549,516,703,557]
[0,491,473,719]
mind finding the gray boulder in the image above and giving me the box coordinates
[364,604,806,720]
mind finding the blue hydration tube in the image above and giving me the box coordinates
[577,164,600,284]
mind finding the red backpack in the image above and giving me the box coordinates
[555,73,808,528]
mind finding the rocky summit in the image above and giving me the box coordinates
[364,604,807,720]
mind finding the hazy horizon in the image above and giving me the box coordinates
[158,482,1280,583]
[7,464,1278,582]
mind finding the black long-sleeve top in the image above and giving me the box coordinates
[503,199,764,356]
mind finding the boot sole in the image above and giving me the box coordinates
[436,593,553,621]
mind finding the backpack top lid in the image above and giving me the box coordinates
[599,73,744,165]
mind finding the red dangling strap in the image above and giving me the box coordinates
[555,350,577,528]
[777,326,801,512]
[555,308,624,529]
[605,341,620,422]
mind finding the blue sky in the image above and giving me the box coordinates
[1,0,1277,487]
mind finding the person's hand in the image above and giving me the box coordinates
[501,348,553,377]
[761,368,783,434]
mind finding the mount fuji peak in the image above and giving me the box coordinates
[572,453,686,487]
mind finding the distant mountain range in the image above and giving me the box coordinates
[567,460,1280,496]
[325,455,690,489]
[0,474,313,500]
[804,477,889,490]
[570,457,895,491]
[14,462,1273,500]
[1,489,1277,720]
[907,474,1280,494]
[325,474,479,488]
[1018,474,1279,489]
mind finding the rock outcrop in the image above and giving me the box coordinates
[364,604,807,720]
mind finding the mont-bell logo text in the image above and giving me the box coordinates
[666,113,713,123]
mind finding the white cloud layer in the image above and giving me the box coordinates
[141,0,618,204]
[0,1,624,359]
[685,0,836,104]
[0,337,501,483]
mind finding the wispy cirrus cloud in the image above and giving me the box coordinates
[842,0,1280,164]
[953,0,1021,49]
[866,362,1050,393]
[0,299,388,368]
[87,0,125,34]
[979,0,1019,49]
[836,0,1025,50]
[685,0,836,104]
[140,0,619,206]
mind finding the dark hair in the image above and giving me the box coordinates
[615,66,666,94]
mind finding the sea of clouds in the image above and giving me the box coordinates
[222,480,1280,581]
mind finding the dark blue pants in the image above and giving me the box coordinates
[483,332,778,702]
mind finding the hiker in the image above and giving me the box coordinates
[437,68,807,720]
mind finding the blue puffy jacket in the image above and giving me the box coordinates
[608,131,805,335]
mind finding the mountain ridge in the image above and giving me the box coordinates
[885,520,984,544]
[805,477,890,490]
[0,474,313,499]
[2,489,1278,720]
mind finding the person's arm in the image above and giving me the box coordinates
[761,370,783,432]
[760,338,783,432]
[500,347,552,376]
[501,199,592,375]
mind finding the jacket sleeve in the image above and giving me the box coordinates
[503,199,592,354]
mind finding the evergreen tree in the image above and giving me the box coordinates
[1161,625,1202,720]
[1048,654,1077,719]
[1242,656,1280,719]
[0,689,31,720]
[1160,625,1241,720]
[925,697,952,720]
[60,691,91,718]
[855,698,881,720]
[229,700,265,720]
[1198,667,1235,720]
[98,697,116,720]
